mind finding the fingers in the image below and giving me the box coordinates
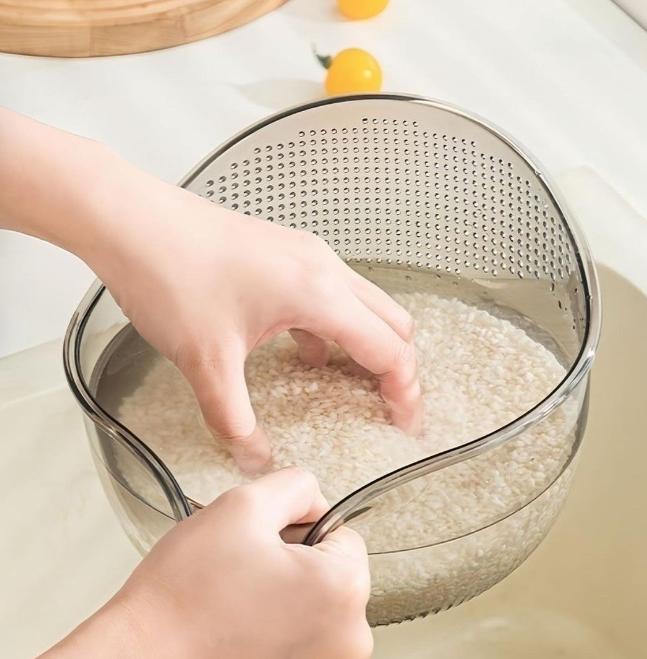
[289,329,330,367]
[313,295,423,436]
[315,526,372,631]
[379,356,424,436]
[345,268,416,344]
[315,525,369,565]
[235,466,329,531]
[184,349,271,474]
[298,265,423,435]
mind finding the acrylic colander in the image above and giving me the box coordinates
[64,94,600,626]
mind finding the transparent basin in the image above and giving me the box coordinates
[63,95,601,625]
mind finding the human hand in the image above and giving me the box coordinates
[43,468,373,659]
[0,110,423,474]
[88,156,423,473]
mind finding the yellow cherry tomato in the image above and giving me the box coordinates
[337,0,390,20]
[317,48,383,95]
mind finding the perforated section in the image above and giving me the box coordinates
[187,102,576,284]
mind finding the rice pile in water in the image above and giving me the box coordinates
[118,290,577,624]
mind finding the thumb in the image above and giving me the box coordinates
[234,466,329,532]
[185,348,271,474]
[315,526,369,565]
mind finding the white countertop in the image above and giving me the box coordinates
[2,0,647,656]
[2,0,647,357]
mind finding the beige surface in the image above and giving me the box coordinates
[0,0,289,57]
[0,341,140,659]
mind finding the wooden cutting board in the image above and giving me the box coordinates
[0,0,289,58]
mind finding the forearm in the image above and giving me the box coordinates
[0,108,106,254]
[0,107,167,268]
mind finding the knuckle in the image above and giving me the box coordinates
[390,339,415,371]
[294,230,328,256]
[303,231,330,252]
[307,271,341,302]
[358,627,375,659]
[320,559,371,608]
[335,526,367,553]
[212,421,255,446]
[196,397,250,442]
[351,528,369,555]
[280,464,317,485]
[400,311,416,342]
[345,626,374,659]
[408,377,422,400]
[342,561,371,604]
[216,484,259,514]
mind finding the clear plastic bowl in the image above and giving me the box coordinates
[64,94,600,625]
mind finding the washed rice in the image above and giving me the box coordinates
[118,290,578,624]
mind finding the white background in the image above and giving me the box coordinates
[1,0,647,358]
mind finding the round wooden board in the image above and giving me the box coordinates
[0,0,290,58]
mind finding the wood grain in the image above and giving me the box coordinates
[0,0,289,57]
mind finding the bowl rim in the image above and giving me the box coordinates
[63,93,602,548]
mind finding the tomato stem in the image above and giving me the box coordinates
[312,45,333,70]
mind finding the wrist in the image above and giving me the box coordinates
[76,159,188,293]
[39,593,157,659]
[53,142,154,268]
